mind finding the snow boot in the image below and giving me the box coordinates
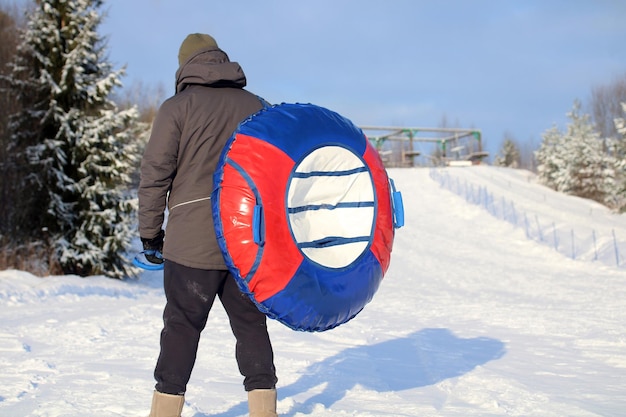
[148,390,184,417]
[248,388,278,417]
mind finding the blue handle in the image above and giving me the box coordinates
[253,205,265,245]
[132,250,165,271]
[389,178,404,229]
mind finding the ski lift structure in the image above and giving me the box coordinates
[360,125,488,168]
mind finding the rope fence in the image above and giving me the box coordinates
[429,168,625,269]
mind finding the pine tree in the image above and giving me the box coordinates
[0,5,23,234]
[609,103,626,211]
[535,125,564,190]
[494,138,521,168]
[559,101,614,203]
[536,100,615,205]
[5,0,143,278]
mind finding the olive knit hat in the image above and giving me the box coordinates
[178,33,218,66]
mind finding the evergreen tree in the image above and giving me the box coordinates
[0,4,23,234]
[609,103,626,211]
[494,137,521,168]
[5,0,143,278]
[536,101,614,205]
[560,105,614,203]
[535,125,564,190]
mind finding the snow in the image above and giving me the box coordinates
[1,166,625,417]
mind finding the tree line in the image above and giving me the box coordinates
[494,76,626,212]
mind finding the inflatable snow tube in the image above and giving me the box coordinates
[212,103,402,332]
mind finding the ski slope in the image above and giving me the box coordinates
[1,166,625,417]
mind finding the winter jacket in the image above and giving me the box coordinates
[138,47,264,270]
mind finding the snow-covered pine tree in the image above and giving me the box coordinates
[536,101,614,205]
[608,103,626,211]
[5,0,143,278]
[535,125,564,190]
[494,138,521,168]
[559,101,615,204]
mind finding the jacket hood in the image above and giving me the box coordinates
[175,48,247,93]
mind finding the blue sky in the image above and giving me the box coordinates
[98,1,626,160]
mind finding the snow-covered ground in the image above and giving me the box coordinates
[1,166,625,417]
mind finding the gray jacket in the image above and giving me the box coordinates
[138,47,264,269]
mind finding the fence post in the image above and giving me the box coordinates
[511,202,517,227]
[553,222,558,251]
[524,212,530,239]
[613,229,620,267]
[535,215,543,242]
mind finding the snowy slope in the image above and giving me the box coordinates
[431,165,626,267]
[1,166,625,417]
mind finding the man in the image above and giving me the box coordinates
[138,33,278,417]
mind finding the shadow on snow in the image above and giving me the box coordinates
[195,328,506,416]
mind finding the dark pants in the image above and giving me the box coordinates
[154,260,277,395]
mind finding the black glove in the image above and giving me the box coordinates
[141,229,164,264]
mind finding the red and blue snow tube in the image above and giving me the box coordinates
[212,103,403,332]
